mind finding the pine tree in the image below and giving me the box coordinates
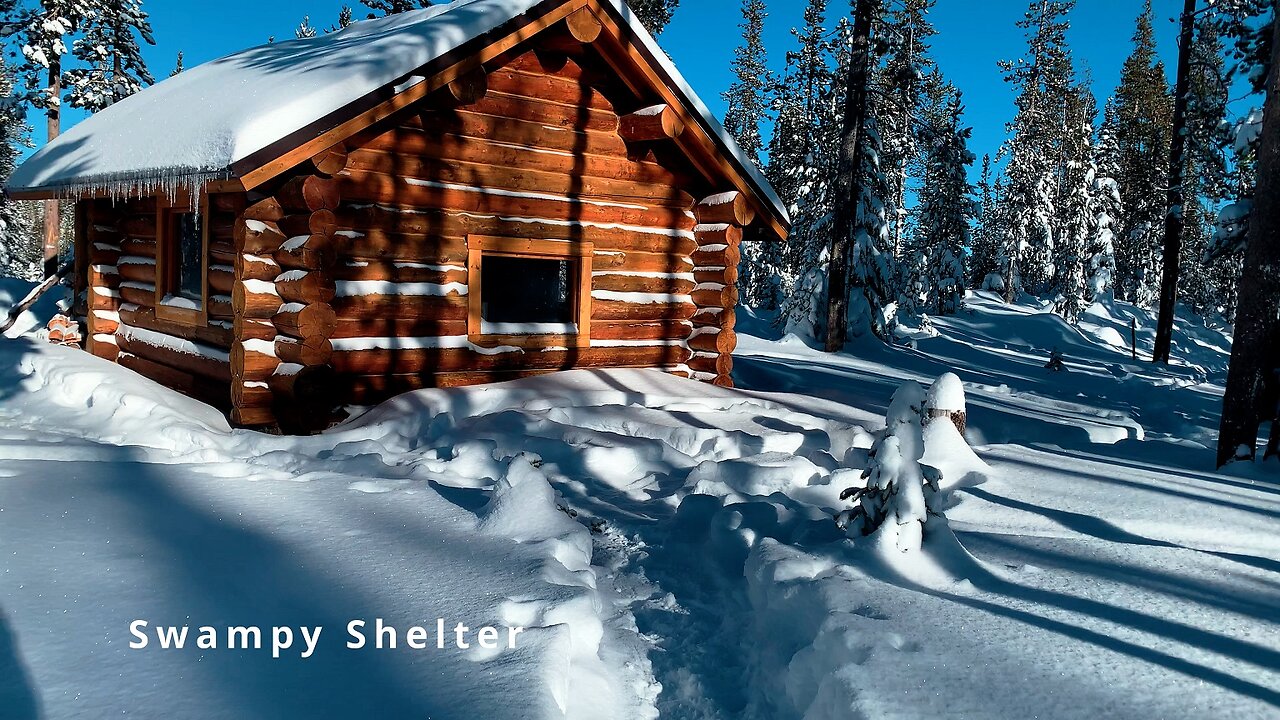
[296,15,317,39]
[722,0,774,311]
[877,0,936,261]
[0,51,36,281]
[65,0,155,113]
[169,50,183,76]
[766,0,830,212]
[5,0,97,276]
[970,155,1003,290]
[1180,13,1234,317]
[995,0,1076,301]
[837,380,943,552]
[1089,97,1123,301]
[1213,0,1277,465]
[776,10,843,340]
[722,0,769,165]
[360,0,429,18]
[1052,92,1097,321]
[833,4,898,341]
[629,0,678,36]
[913,84,973,316]
[1112,0,1173,307]
[328,6,355,33]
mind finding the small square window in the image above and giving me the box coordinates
[481,255,576,330]
[171,212,204,304]
[155,196,207,325]
[467,235,592,348]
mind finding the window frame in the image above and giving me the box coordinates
[154,192,209,326]
[466,235,593,349]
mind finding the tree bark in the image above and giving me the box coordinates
[43,60,61,278]
[826,0,878,352]
[1153,0,1197,364]
[1217,16,1280,467]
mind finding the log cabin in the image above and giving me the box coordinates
[7,0,789,432]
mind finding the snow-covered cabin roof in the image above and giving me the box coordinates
[9,0,789,231]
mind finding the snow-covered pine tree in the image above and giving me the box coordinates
[722,0,773,310]
[169,50,183,76]
[1111,0,1173,307]
[775,17,842,339]
[629,0,678,36]
[1212,0,1277,465]
[328,6,355,33]
[64,0,155,113]
[994,0,1075,302]
[296,15,317,39]
[913,82,973,316]
[766,0,830,212]
[876,0,936,261]
[5,0,97,275]
[837,380,942,552]
[838,5,898,340]
[722,0,769,164]
[970,155,1004,291]
[1049,84,1098,322]
[0,50,36,281]
[360,0,429,18]
[767,0,834,319]
[1088,97,1123,302]
[1179,13,1235,318]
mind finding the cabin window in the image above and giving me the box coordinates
[467,235,592,348]
[155,195,208,325]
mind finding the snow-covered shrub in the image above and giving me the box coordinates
[837,381,943,552]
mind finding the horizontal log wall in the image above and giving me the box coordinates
[82,196,236,410]
[333,42,710,406]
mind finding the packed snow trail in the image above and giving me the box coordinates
[2,290,1279,718]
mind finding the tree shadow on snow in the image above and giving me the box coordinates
[74,449,447,718]
[0,605,41,720]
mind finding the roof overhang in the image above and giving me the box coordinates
[10,0,790,240]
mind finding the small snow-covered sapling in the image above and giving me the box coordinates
[837,381,944,552]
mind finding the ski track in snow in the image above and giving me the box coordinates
[0,288,1278,718]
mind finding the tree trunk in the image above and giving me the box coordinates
[43,61,61,278]
[825,0,878,352]
[1217,16,1280,467]
[1153,0,1197,364]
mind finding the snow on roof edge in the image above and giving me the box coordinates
[597,0,790,227]
[9,0,789,228]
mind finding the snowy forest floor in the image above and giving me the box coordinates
[0,288,1277,719]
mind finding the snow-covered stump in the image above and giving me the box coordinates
[688,191,751,387]
[924,371,966,435]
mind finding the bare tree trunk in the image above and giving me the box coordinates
[1217,16,1280,467]
[1153,0,1197,364]
[42,61,60,279]
[825,0,878,352]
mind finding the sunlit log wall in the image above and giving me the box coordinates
[72,9,772,428]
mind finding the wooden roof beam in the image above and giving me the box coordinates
[619,104,684,142]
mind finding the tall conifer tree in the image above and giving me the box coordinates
[1112,0,1173,306]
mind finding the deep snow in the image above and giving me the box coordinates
[1,289,1277,719]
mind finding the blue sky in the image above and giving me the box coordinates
[25,0,1187,169]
